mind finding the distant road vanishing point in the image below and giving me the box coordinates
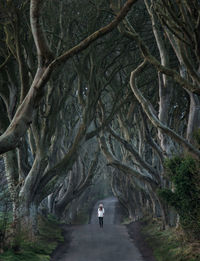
[52,197,144,261]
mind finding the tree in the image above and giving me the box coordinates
[0,0,138,237]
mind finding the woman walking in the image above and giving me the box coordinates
[98,203,105,228]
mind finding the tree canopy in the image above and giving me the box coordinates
[0,0,200,242]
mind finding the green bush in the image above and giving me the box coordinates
[142,219,200,261]
[158,156,200,240]
[0,249,50,261]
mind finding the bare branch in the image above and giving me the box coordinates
[99,135,158,186]
[0,0,138,155]
[108,126,161,182]
[120,23,200,94]
[130,60,200,159]
[30,0,54,65]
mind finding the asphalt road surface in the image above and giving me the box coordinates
[52,197,144,261]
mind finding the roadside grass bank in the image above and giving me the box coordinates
[0,214,64,261]
[140,218,200,261]
[126,218,156,261]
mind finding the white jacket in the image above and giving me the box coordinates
[98,208,105,217]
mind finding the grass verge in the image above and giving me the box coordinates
[141,218,200,261]
[0,214,64,261]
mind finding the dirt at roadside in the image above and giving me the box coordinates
[50,225,72,261]
[116,200,156,261]
[126,221,157,261]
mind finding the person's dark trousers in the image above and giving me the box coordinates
[99,217,103,228]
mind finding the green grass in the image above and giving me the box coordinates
[141,219,200,261]
[0,249,50,261]
[0,214,64,261]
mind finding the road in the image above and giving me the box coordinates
[51,197,145,261]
